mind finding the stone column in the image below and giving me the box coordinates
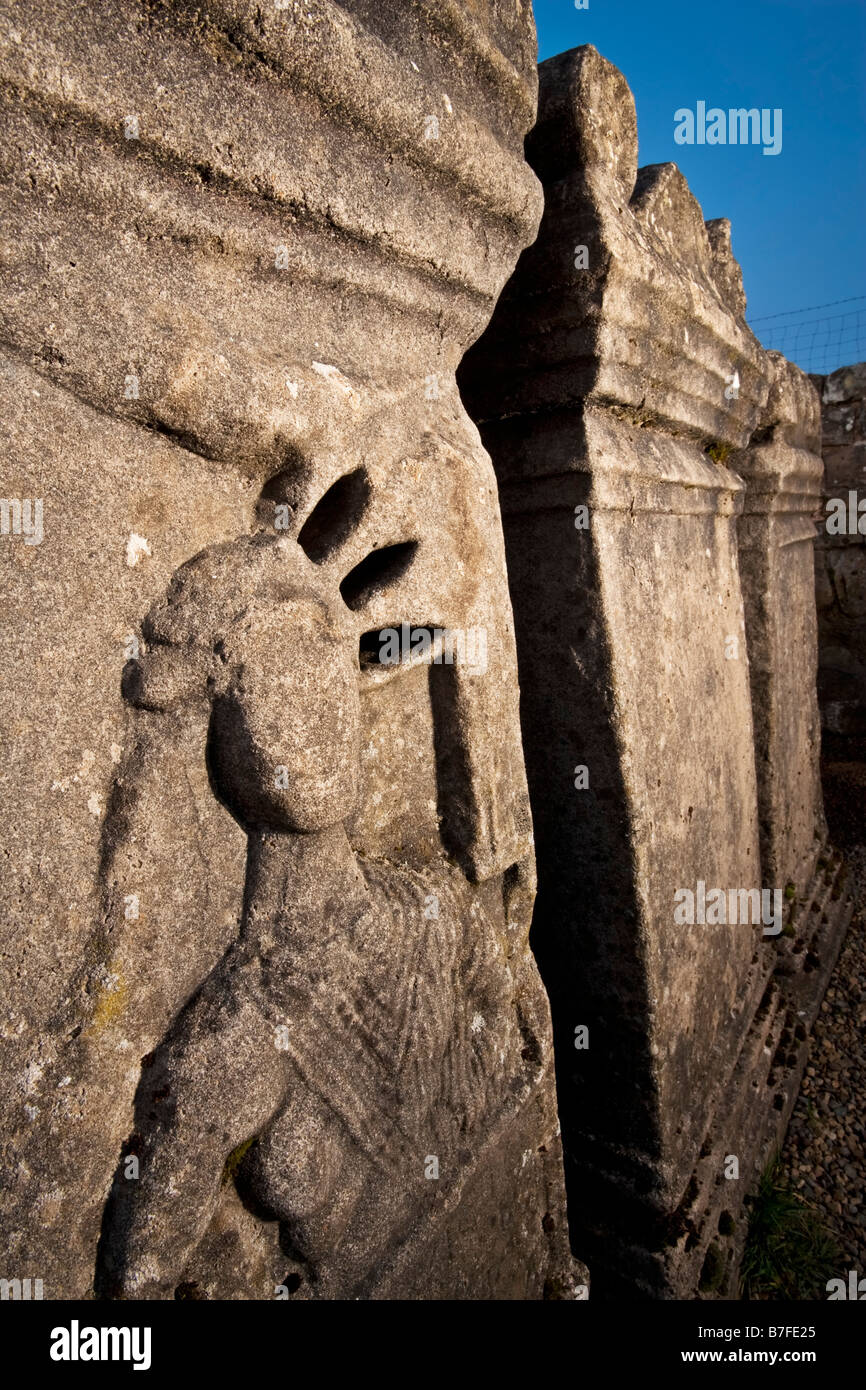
[460,44,838,1297]
[0,0,581,1299]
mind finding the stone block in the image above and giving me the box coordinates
[0,0,580,1300]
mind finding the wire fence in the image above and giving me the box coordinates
[747,296,866,377]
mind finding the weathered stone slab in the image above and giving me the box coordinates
[723,351,853,1295]
[460,43,847,1297]
[737,352,827,895]
[0,0,580,1300]
[813,362,866,752]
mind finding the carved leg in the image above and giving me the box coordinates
[99,974,288,1299]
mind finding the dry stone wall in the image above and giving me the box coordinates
[459,44,851,1298]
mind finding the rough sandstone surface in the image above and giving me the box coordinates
[0,0,581,1299]
[1,7,848,1304]
[738,351,826,897]
[813,362,866,753]
[460,44,851,1298]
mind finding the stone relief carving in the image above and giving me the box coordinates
[0,0,585,1299]
[93,456,570,1299]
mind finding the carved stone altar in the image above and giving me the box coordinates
[0,0,580,1299]
[460,44,851,1298]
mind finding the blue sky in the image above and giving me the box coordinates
[533,0,866,374]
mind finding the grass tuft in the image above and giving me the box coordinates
[741,1154,840,1299]
[707,441,733,464]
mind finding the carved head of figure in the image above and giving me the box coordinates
[124,532,360,834]
[208,590,360,833]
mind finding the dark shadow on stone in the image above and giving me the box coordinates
[297,469,372,563]
[339,541,418,611]
[429,662,478,876]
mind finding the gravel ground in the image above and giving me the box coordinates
[778,761,866,1278]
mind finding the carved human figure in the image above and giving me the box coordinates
[98,521,529,1298]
